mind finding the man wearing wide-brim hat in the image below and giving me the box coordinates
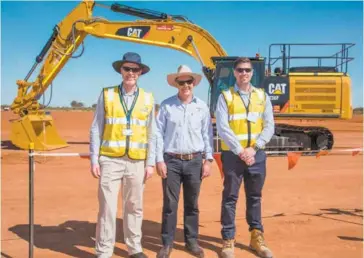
[90,52,157,258]
[155,64,214,258]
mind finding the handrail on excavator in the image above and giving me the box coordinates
[267,43,355,75]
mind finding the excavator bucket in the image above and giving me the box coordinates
[10,114,68,151]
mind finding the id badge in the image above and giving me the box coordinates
[247,112,258,123]
[123,129,133,136]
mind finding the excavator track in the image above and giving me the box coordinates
[212,123,334,157]
[265,123,334,156]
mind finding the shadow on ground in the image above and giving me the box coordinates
[1,140,21,150]
[9,219,253,258]
[301,208,363,226]
[337,236,363,242]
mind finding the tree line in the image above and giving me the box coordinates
[0,102,161,111]
[1,103,361,114]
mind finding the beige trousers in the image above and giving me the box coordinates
[95,155,145,257]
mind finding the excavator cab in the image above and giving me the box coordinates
[209,56,266,117]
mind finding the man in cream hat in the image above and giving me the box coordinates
[155,65,214,258]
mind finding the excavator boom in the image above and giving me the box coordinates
[9,0,226,150]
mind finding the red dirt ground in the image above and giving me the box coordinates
[1,111,363,258]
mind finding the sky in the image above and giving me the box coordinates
[1,1,363,108]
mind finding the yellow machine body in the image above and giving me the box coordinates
[287,73,352,119]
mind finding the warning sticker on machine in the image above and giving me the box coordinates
[156,25,174,31]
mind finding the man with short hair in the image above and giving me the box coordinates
[90,52,156,258]
[155,65,214,258]
[216,57,275,258]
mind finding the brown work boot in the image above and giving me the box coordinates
[220,239,235,258]
[249,229,273,258]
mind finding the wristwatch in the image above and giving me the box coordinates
[253,144,261,152]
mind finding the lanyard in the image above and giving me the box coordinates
[118,85,139,124]
[239,91,251,111]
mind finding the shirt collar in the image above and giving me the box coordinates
[234,83,255,95]
[120,84,138,96]
[175,94,197,104]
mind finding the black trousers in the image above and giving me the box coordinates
[161,153,203,246]
[220,150,267,240]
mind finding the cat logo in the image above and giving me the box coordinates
[269,83,287,95]
[127,28,142,38]
[116,26,150,39]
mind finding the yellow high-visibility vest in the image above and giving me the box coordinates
[220,87,266,150]
[100,86,154,160]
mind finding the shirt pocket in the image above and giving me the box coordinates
[188,111,203,131]
[166,111,181,128]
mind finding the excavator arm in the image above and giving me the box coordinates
[11,1,94,116]
[10,0,227,150]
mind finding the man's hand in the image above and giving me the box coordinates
[245,155,256,166]
[238,147,256,166]
[144,166,154,182]
[244,147,256,160]
[238,150,246,161]
[156,161,167,179]
[201,161,212,179]
[91,164,101,178]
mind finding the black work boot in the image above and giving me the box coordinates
[185,243,204,258]
[129,252,148,258]
[156,245,172,258]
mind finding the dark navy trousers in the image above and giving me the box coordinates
[161,153,203,246]
[220,150,267,240]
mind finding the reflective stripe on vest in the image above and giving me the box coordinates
[100,86,154,159]
[105,117,148,127]
[101,140,147,149]
[220,87,266,150]
[107,88,115,102]
[228,112,261,121]
[235,133,259,141]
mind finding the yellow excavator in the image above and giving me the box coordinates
[10,0,355,155]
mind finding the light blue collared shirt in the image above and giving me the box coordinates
[156,95,214,162]
[89,85,157,166]
[215,84,275,155]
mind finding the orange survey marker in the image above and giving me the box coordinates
[316,150,329,158]
[352,150,360,156]
[287,152,302,170]
[213,153,224,179]
[29,148,362,176]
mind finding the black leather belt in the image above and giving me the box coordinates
[166,152,201,161]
